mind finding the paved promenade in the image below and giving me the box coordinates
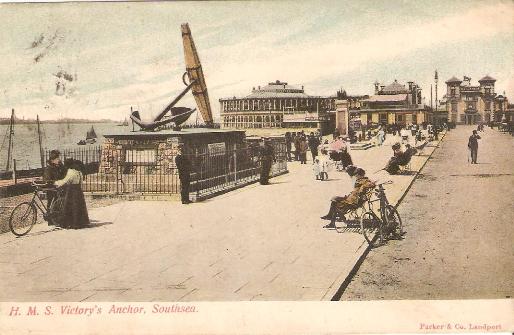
[342,125,514,300]
[0,132,443,301]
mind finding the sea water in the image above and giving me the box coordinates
[0,122,123,170]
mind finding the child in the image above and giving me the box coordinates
[313,158,321,180]
[317,150,330,180]
[319,154,329,180]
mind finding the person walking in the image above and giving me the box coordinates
[54,158,90,229]
[308,132,320,163]
[400,127,409,144]
[175,144,192,204]
[293,133,300,161]
[415,129,422,145]
[299,136,309,164]
[259,138,275,185]
[468,130,481,164]
[376,127,385,146]
[285,132,292,162]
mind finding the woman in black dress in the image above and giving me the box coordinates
[54,159,90,229]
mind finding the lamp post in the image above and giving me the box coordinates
[434,70,439,139]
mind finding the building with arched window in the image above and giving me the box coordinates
[219,80,336,133]
[444,75,509,125]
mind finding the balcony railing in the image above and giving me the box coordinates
[360,104,425,111]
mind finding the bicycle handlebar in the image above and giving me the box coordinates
[372,180,393,187]
[32,180,56,191]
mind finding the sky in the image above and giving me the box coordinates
[0,0,513,122]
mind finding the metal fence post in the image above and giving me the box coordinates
[115,147,119,195]
[233,149,237,185]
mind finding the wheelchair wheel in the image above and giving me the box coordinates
[360,211,383,247]
[9,202,37,237]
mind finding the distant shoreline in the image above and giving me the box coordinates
[0,119,117,125]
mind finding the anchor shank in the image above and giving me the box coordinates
[153,79,196,122]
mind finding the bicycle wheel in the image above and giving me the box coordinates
[48,195,66,227]
[9,202,37,236]
[385,205,403,238]
[360,211,383,247]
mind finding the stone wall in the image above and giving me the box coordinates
[156,137,181,174]
[99,137,182,176]
[99,138,121,176]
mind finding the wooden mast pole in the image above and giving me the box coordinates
[37,115,45,169]
[5,108,14,171]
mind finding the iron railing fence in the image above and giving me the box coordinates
[45,140,287,198]
[190,141,287,197]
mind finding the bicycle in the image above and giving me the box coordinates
[360,180,403,247]
[9,180,66,237]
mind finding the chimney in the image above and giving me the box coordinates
[258,86,260,90]
[374,81,379,94]
[301,85,304,91]
[253,87,255,91]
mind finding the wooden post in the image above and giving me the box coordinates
[13,159,17,184]
[37,115,45,169]
[5,109,14,171]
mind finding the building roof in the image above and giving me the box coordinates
[259,80,304,93]
[381,80,408,93]
[364,94,407,102]
[479,75,496,82]
[245,91,311,99]
[445,76,462,84]
[220,80,323,100]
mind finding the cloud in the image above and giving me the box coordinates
[1,1,513,121]
[208,2,514,90]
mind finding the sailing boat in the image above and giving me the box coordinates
[78,126,97,145]
[117,118,128,126]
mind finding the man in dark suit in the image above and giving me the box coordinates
[468,130,481,164]
[259,138,275,185]
[43,149,66,210]
[175,144,192,204]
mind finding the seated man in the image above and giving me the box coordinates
[321,166,376,228]
[385,143,417,174]
[385,143,403,174]
[404,144,418,158]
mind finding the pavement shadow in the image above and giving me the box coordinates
[18,227,64,238]
[399,171,418,176]
[84,220,114,229]
[267,181,290,185]
[335,227,362,234]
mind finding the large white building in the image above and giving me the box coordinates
[219,80,336,132]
